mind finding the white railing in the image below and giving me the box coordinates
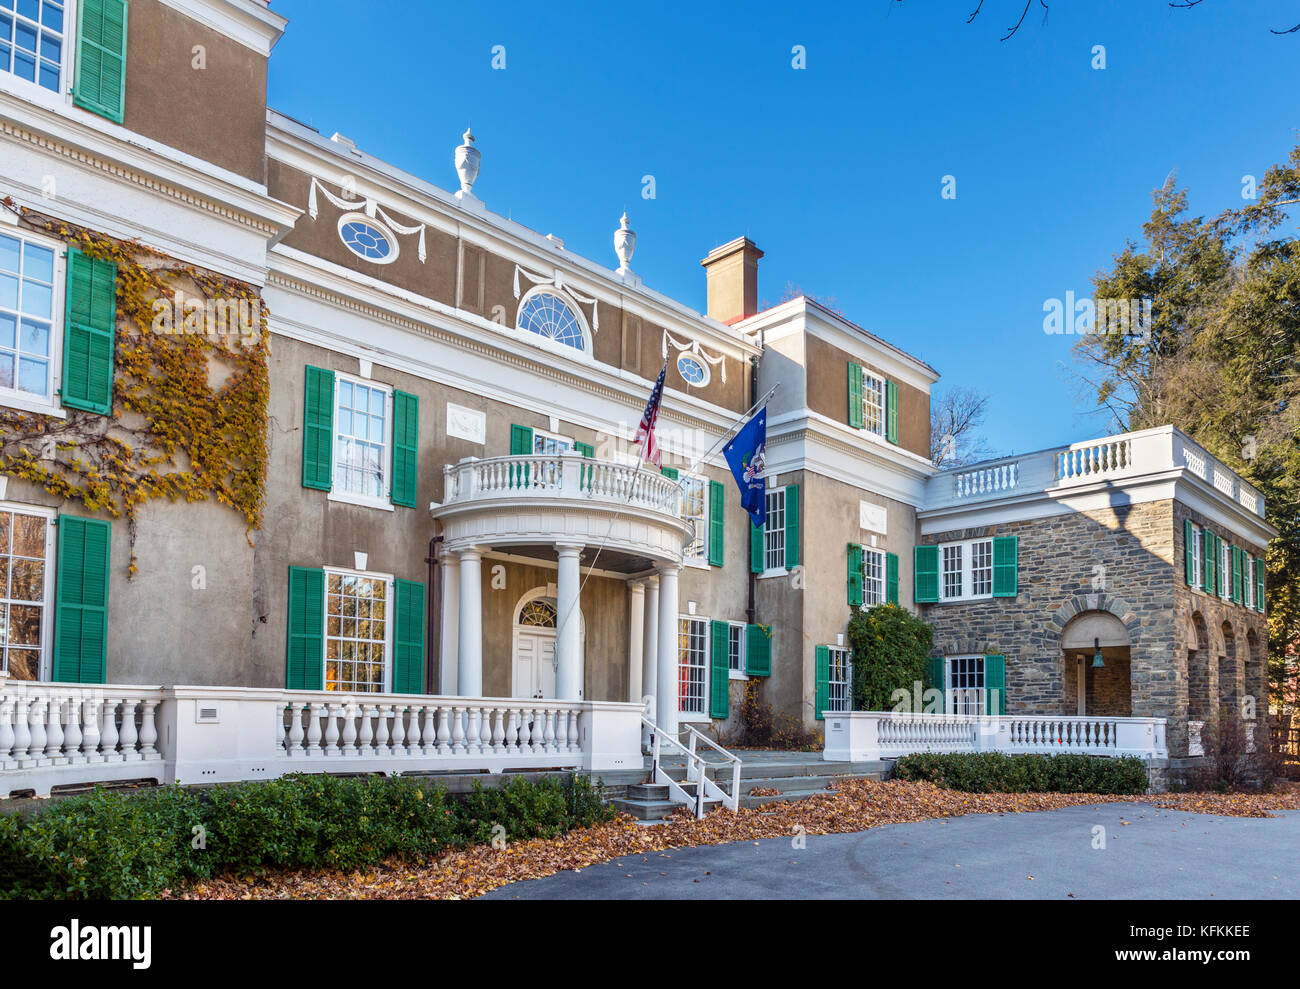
[926,425,1267,518]
[823,710,1168,763]
[0,681,645,798]
[684,724,741,812]
[644,717,736,818]
[442,452,680,515]
[0,682,165,783]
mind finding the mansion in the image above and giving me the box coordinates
[0,0,1273,797]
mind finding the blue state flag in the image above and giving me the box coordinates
[724,407,768,528]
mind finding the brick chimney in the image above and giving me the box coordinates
[701,237,763,325]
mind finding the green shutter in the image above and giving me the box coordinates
[784,484,800,570]
[847,543,864,607]
[1183,519,1196,586]
[914,545,939,603]
[1214,534,1224,597]
[61,246,117,415]
[886,552,900,605]
[286,567,325,691]
[73,0,129,124]
[750,521,763,574]
[885,380,899,445]
[708,480,725,567]
[390,390,419,508]
[926,656,945,697]
[992,536,1018,598]
[661,466,679,480]
[301,366,334,491]
[392,579,426,694]
[1233,547,1244,604]
[1202,529,1215,592]
[814,645,830,722]
[984,655,1007,716]
[1256,558,1265,613]
[709,620,730,719]
[745,624,771,677]
[847,362,864,429]
[53,516,111,684]
[509,424,534,455]
[574,441,595,458]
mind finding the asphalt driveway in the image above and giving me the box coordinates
[481,803,1300,899]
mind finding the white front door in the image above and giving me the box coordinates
[513,631,558,699]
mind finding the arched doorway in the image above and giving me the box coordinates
[511,587,585,700]
[1188,612,1212,721]
[1062,611,1132,717]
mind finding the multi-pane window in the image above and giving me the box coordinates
[680,475,708,563]
[942,544,963,599]
[862,370,886,435]
[1221,541,1231,600]
[0,232,57,405]
[0,0,66,92]
[1190,529,1203,590]
[1244,557,1254,609]
[863,547,885,606]
[938,538,995,602]
[678,616,707,716]
[969,539,993,597]
[727,622,746,673]
[324,572,389,693]
[764,488,786,572]
[827,646,852,713]
[517,291,586,351]
[334,378,389,501]
[0,508,50,680]
[947,655,985,715]
[532,431,571,456]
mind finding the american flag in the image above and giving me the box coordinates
[634,363,667,468]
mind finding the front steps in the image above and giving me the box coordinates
[613,756,890,822]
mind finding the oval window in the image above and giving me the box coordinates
[677,353,710,386]
[338,214,398,264]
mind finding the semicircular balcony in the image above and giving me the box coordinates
[431,451,693,571]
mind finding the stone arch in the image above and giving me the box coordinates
[1060,609,1133,717]
[1245,628,1265,718]
[1188,611,1213,721]
[1219,621,1239,716]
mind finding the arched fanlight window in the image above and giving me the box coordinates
[516,290,587,351]
[518,600,558,628]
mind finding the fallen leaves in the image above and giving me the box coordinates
[169,778,1300,901]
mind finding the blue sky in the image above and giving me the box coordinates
[267,0,1300,456]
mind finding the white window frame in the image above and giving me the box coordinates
[1244,556,1254,609]
[946,654,986,716]
[0,0,76,104]
[0,226,65,417]
[761,487,786,577]
[937,537,995,603]
[679,473,710,568]
[1221,541,1232,601]
[861,368,886,436]
[677,614,709,720]
[514,286,593,356]
[727,620,747,679]
[862,546,885,607]
[0,501,56,681]
[328,372,394,512]
[322,566,394,695]
[531,428,573,456]
[1190,528,1203,591]
[827,645,852,713]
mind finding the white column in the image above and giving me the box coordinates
[457,548,483,698]
[439,553,460,696]
[627,581,646,704]
[656,566,680,737]
[643,576,660,722]
[555,542,584,701]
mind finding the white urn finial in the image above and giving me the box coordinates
[455,127,481,199]
[614,211,636,275]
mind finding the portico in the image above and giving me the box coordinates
[431,450,693,732]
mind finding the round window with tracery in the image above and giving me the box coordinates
[518,600,557,628]
[338,214,399,264]
[677,353,710,386]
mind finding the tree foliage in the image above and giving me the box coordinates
[1073,143,1300,701]
[847,603,935,712]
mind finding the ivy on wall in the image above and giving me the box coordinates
[0,202,270,575]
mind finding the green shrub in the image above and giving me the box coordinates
[847,604,935,712]
[0,771,614,900]
[891,752,1149,795]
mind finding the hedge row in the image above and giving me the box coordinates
[0,772,614,900]
[891,752,1150,795]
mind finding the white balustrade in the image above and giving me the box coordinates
[824,710,1168,763]
[1055,437,1132,480]
[442,454,680,515]
[952,460,1020,500]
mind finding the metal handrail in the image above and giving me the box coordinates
[642,716,738,817]
[684,723,741,812]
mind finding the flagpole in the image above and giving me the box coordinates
[676,383,779,484]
